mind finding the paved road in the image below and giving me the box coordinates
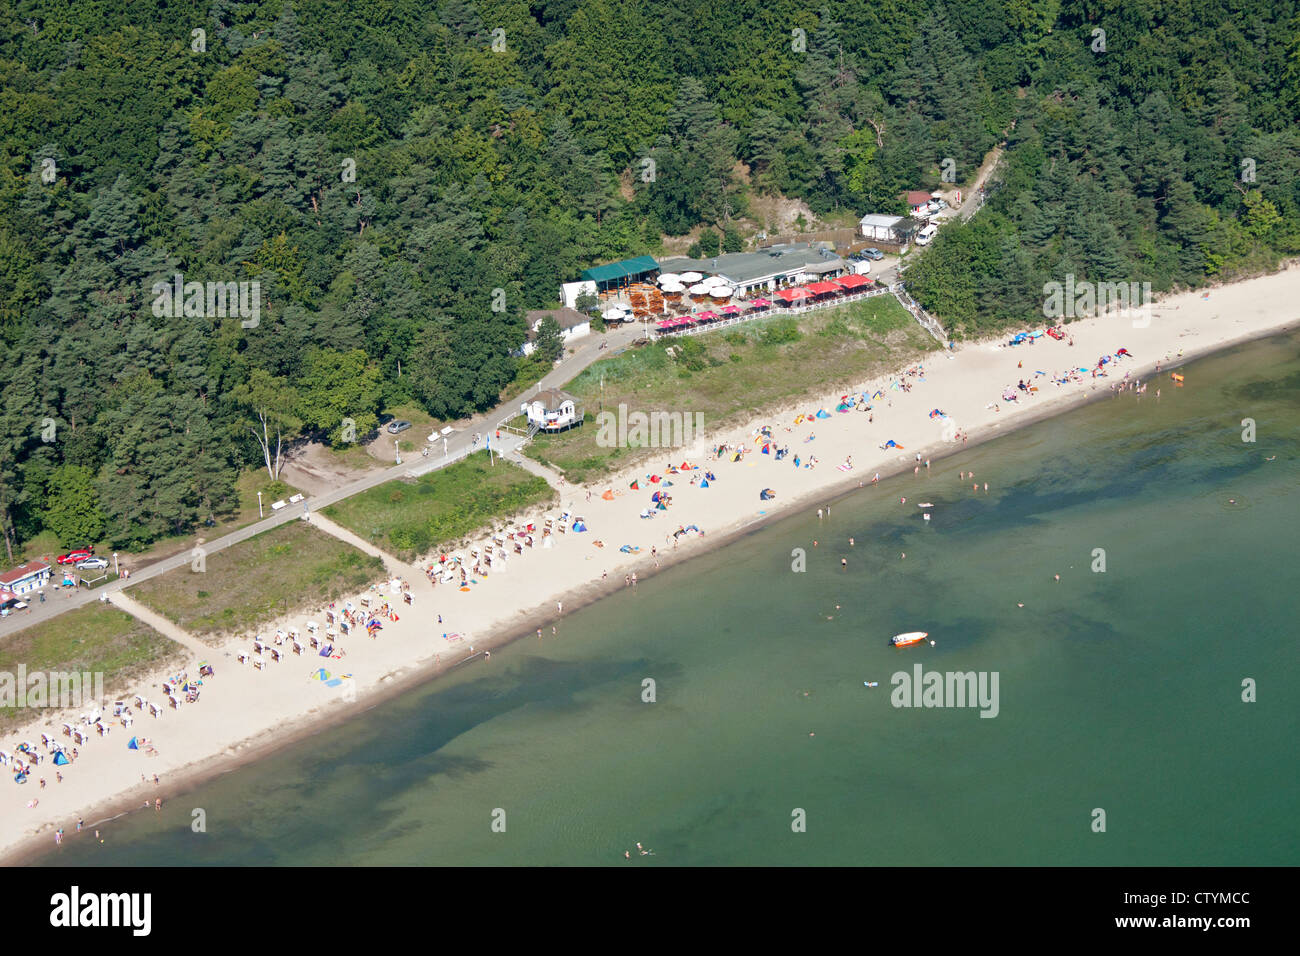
[0,324,645,641]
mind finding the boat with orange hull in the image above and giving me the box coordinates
[891,631,928,647]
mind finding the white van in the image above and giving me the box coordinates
[915,223,939,246]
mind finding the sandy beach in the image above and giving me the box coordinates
[3,265,1297,864]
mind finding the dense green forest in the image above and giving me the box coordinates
[0,0,1297,557]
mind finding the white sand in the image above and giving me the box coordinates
[3,266,1296,861]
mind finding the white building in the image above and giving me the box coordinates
[559,280,598,310]
[518,308,591,357]
[0,560,51,599]
[521,388,583,432]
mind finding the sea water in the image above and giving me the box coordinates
[40,331,1300,866]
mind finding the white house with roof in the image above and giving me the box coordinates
[518,308,592,357]
[521,387,583,432]
[0,559,51,599]
[858,214,921,245]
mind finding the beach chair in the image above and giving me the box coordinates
[292,641,303,655]
[237,653,249,664]
[306,621,318,633]
[252,660,264,672]
[271,648,281,663]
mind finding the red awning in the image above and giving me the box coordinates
[806,281,840,295]
[834,274,870,289]
[773,288,809,302]
[720,305,740,315]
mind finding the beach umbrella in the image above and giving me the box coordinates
[657,273,681,284]
[679,271,703,282]
[629,480,640,490]
[688,283,712,295]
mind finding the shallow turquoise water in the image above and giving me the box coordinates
[40,331,1300,865]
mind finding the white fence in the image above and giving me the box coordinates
[890,283,948,344]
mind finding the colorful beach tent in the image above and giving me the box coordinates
[700,479,710,488]
[815,409,831,419]
[54,751,70,765]
[573,520,588,532]
[601,489,615,500]
[128,737,139,750]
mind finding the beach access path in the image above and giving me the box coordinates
[0,321,640,643]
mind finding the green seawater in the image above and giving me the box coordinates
[40,331,1300,866]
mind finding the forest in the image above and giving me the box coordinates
[1,0,1297,555]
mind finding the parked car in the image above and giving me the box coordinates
[76,557,109,570]
[387,420,412,434]
[915,223,939,246]
[57,549,93,565]
[861,248,885,260]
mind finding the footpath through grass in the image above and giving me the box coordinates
[0,603,184,733]
[131,521,385,642]
[527,297,937,483]
[322,451,557,563]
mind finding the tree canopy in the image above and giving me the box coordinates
[0,0,1296,555]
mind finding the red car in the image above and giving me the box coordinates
[57,548,94,565]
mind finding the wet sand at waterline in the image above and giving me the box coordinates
[4,266,1299,863]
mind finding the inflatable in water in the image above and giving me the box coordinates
[1171,372,1185,383]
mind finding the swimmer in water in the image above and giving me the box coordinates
[1229,498,1236,504]
[900,497,906,504]
[1054,574,1060,581]
[1266,456,1276,461]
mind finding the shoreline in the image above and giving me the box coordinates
[4,266,1297,866]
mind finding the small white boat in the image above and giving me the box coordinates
[892,631,928,647]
